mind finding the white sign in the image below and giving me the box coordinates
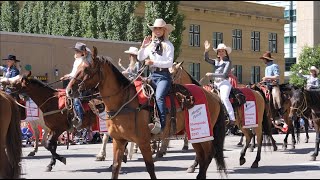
[98,111,108,132]
[243,101,258,128]
[24,99,39,121]
[188,104,213,143]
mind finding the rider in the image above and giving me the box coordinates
[137,18,175,133]
[204,41,236,127]
[0,54,21,95]
[61,42,92,128]
[260,51,284,120]
[118,47,140,81]
[298,66,320,90]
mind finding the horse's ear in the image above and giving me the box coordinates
[92,46,98,61]
[177,61,184,68]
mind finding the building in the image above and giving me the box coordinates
[1,1,286,86]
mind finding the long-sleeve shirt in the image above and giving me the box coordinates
[120,62,140,81]
[0,65,20,78]
[204,51,232,83]
[137,40,174,69]
[298,73,319,89]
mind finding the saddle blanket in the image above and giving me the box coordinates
[238,88,258,128]
[56,89,90,111]
[92,111,108,133]
[184,84,213,143]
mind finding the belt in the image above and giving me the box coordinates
[152,67,169,72]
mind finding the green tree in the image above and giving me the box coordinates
[96,1,107,39]
[69,3,81,37]
[45,1,57,35]
[126,14,144,42]
[1,1,20,32]
[79,1,97,38]
[51,1,71,36]
[289,45,320,87]
[144,1,185,61]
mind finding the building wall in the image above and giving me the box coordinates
[1,1,285,86]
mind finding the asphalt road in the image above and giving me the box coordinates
[20,131,320,179]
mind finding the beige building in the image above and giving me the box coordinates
[1,1,286,87]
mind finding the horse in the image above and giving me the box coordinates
[289,86,320,161]
[66,46,227,179]
[170,61,273,170]
[10,75,98,172]
[0,91,22,179]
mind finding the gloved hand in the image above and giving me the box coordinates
[0,77,8,83]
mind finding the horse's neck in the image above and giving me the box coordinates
[26,85,57,111]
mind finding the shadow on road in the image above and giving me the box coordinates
[283,148,314,155]
[22,154,95,160]
[230,164,320,174]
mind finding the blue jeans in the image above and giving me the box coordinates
[150,71,172,129]
[73,98,84,121]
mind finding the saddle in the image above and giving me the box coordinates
[230,88,246,107]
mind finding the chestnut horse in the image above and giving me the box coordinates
[170,62,273,169]
[66,46,227,179]
[11,76,97,172]
[0,91,22,179]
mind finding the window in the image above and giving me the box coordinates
[251,31,260,51]
[291,9,296,22]
[189,63,200,81]
[189,24,200,47]
[268,33,277,53]
[232,29,242,50]
[213,32,223,49]
[251,66,260,84]
[285,58,296,71]
[284,36,290,44]
[233,65,242,83]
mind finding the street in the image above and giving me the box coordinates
[21,131,320,179]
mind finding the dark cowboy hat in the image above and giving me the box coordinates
[70,42,91,52]
[259,51,274,61]
[2,54,20,62]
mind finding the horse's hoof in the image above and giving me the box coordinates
[28,152,36,157]
[273,146,278,151]
[310,156,316,161]
[282,145,287,150]
[305,139,309,143]
[156,153,164,158]
[134,149,138,153]
[240,158,246,166]
[236,143,243,147]
[61,157,67,165]
[186,166,195,173]
[251,162,259,168]
[122,155,128,163]
[292,145,295,150]
[250,147,254,152]
[182,146,189,152]
[95,156,105,161]
[45,166,53,172]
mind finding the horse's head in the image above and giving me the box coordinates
[288,85,304,118]
[66,46,101,98]
[170,61,184,84]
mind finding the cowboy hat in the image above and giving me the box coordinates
[259,51,274,61]
[213,43,232,54]
[309,66,319,74]
[71,42,91,53]
[2,54,20,62]
[124,47,138,56]
[147,18,175,34]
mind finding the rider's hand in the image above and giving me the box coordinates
[118,58,122,66]
[206,72,213,77]
[141,36,152,48]
[60,76,68,81]
[145,60,154,66]
[204,40,211,52]
[262,77,268,81]
[299,69,303,74]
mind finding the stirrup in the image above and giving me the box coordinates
[72,116,82,129]
[149,121,161,135]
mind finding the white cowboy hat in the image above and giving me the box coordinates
[147,18,175,33]
[213,43,232,54]
[124,47,138,56]
[309,66,319,74]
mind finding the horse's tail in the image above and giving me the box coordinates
[6,99,22,179]
[212,101,227,176]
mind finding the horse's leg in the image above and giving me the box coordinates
[291,123,296,149]
[137,142,157,179]
[111,139,126,179]
[283,129,289,150]
[134,143,139,153]
[250,130,256,152]
[304,118,309,143]
[240,129,253,166]
[187,155,199,173]
[28,121,39,157]
[251,128,263,168]
[156,138,169,158]
[191,143,206,179]
[182,133,189,152]
[123,142,128,163]
[96,133,109,161]
[237,134,244,147]
[311,131,320,161]
[44,131,66,172]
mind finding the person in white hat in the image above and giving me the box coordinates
[298,66,319,90]
[137,18,175,133]
[118,47,141,80]
[203,41,236,128]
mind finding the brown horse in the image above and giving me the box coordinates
[0,91,22,179]
[66,46,227,179]
[170,62,273,169]
[10,75,98,172]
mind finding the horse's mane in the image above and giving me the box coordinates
[98,56,131,87]
[27,77,57,92]
[305,90,320,107]
[181,66,201,86]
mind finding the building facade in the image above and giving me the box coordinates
[1,1,286,86]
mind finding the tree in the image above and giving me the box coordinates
[144,1,185,61]
[45,1,57,35]
[69,3,82,37]
[96,1,107,39]
[51,1,71,36]
[79,1,97,38]
[289,45,320,87]
[126,14,144,42]
[34,1,47,34]
[1,1,20,32]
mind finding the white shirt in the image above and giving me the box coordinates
[68,57,85,78]
[137,40,174,68]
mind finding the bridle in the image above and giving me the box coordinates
[289,91,309,119]
[171,65,183,83]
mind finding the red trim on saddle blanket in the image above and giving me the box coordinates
[259,86,270,101]
[55,89,90,111]
[238,88,259,128]
[133,80,180,108]
[184,84,213,143]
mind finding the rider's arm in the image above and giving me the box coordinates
[152,42,174,68]
[204,51,216,65]
[264,64,280,81]
[137,46,150,62]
